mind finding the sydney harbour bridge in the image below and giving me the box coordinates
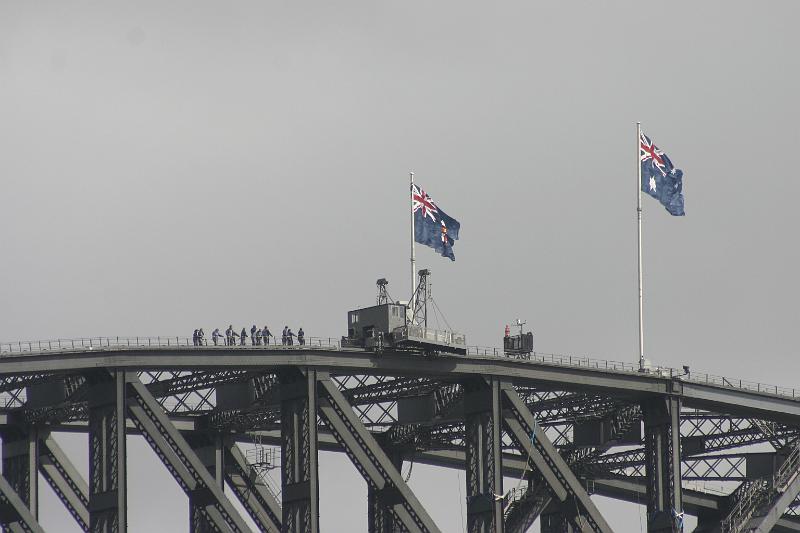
[0,336,799,533]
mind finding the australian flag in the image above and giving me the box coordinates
[412,183,461,261]
[640,132,685,216]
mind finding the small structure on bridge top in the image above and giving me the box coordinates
[504,318,533,359]
[344,274,467,355]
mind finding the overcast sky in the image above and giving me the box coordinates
[2,1,799,531]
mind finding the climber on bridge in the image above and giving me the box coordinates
[255,328,262,345]
[197,328,205,346]
[240,327,248,346]
[192,329,199,346]
[281,326,288,345]
[212,328,222,346]
[286,327,296,346]
[297,327,305,346]
[226,325,238,346]
[263,325,273,345]
[250,325,257,345]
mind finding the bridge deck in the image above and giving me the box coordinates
[1,336,798,423]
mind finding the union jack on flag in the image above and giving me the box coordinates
[411,183,461,261]
[640,131,685,216]
[412,184,439,223]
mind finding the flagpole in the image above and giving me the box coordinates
[637,122,645,371]
[410,171,416,314]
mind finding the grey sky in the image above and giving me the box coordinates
[2,1,799,531]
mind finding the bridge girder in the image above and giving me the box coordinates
[1,345,800,531]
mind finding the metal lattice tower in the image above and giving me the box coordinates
[377,278,390,306]
[411,269,430,327]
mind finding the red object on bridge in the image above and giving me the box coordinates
[504,325,510,337]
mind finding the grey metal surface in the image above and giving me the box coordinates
[39,430,90,531]
[2,347,799,429]
[126,378,252,533]
[2,339,800,529]
[224,439,282,533]
[317,374,441,533]
[463,378,504,533]
[0,473,45,533]
[642,396,683,533]
[740,443,800,532]
[367,438,403,533]
[279,369,319,533]
[500,382,613,533]
[0,427,38,520]
[87,371,126,533]
[347,303,408,343]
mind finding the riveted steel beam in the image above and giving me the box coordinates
[367,437,403,533]
[39,430,90,531]
[0,473,45,533]
[745,467,800,532]
[279,368,320,533]
[224,439,281,533]
[499,382,612,533]
[463,378,504,533]
[643,397,683,533]
[317,374,441,533]
[126,377,251,533]
[87,370,126,533]
[187,432,226,533]
[0,426,38,521]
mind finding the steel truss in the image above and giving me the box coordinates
[317,373,440,533]
[500,381,613,533]
[39,429,90,530]
[126,376,252,533]
[1,348,800,532]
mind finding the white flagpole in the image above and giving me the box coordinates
[637,122,645,371]
[410,172,416,313]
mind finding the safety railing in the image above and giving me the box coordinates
[774,441,800,492]
[721,479,770,533]
[466,346,800,400]
[397,326,467,347]
[0,336,342,354]
[1,337,799,402]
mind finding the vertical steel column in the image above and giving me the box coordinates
[279,369,319,533]
[367,438,402,533]
[0,426,38,518]
[464,378,504,533]
[643,396,683,533]
[87,370,127,533]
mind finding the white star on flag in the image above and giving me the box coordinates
[649,176,657,192]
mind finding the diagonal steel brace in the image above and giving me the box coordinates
[0,473,45,533]
[225,439,282,533]
[317,375,441,533]
[39,430,89,531]
[126,378,251,533]
[500,382,612,533]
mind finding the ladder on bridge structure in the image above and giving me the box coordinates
[721,439,800,533]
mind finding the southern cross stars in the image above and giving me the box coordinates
[649,176,657,192]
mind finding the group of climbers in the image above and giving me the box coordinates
[192,325,305,346]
